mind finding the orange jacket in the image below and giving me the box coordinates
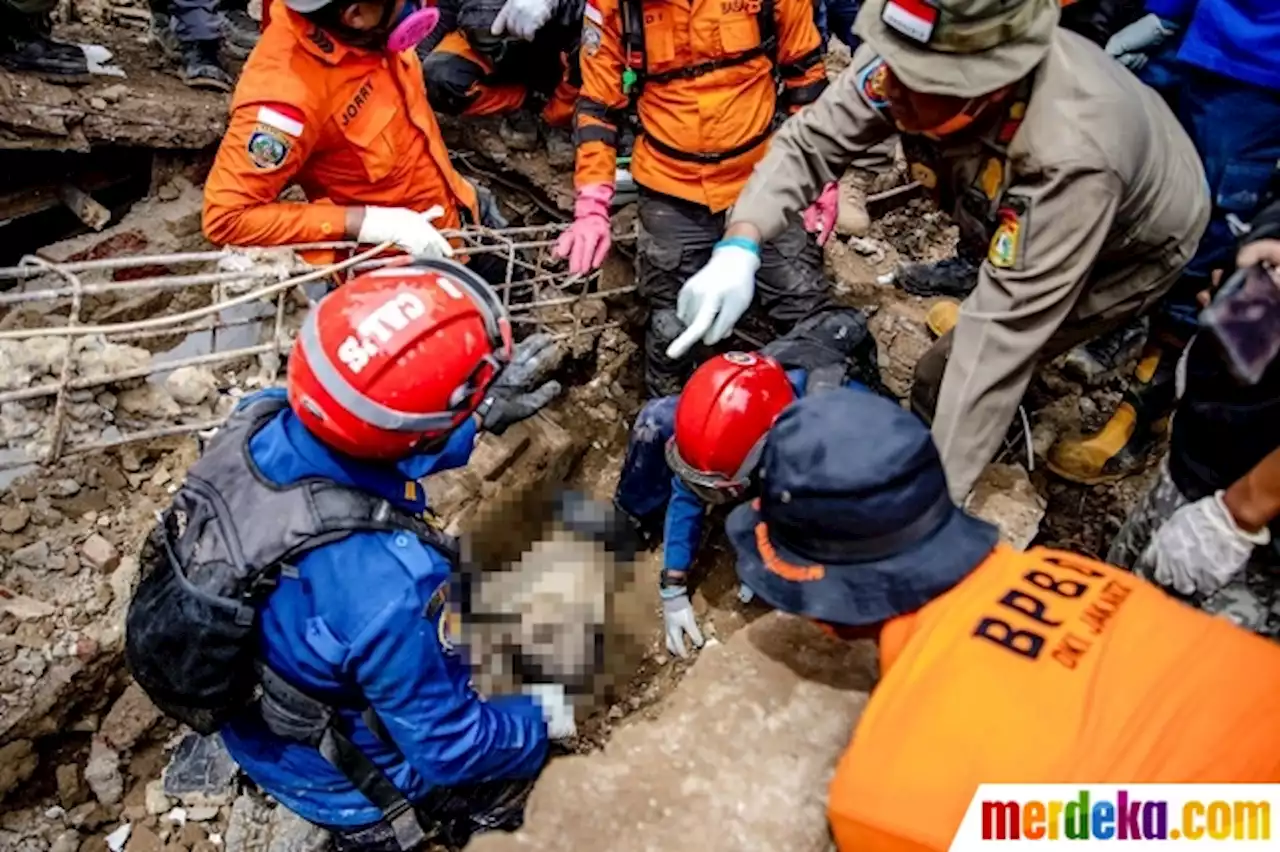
[573,0,826,213]
[203,2,478,248]
[830,546,1280,852]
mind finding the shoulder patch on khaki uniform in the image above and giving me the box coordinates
[988,194,1029,270]
[855,57,891,115]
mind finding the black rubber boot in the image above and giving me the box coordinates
[896,255,981,299]
[180,39,234,92]
[0,19,91,81]
[220,9,260,60]
[1061,316,1150,385]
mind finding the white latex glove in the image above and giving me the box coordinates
[357,205,453,258]
[1105,13,1178,60]
[666,243,760,359]
[523,682,577,740]
[1137,491,1272,597]
[661,585,705,658]
[737,583,756,605]
[490,0,557,41]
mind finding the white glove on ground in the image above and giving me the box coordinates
[523,682,577,740]
[491,0,557,40]
[737,583,756,604]
[1137,491,1272,597]
[357,205,453,258]
[666,243,760,359]
[661,585,705,658]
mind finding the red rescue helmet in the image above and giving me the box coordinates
[288,259,513,460]
[666,352,796,504]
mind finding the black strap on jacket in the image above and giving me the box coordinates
[615,0,779,161]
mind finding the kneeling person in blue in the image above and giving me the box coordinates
[613,309,888,658]
[126,261,572,851]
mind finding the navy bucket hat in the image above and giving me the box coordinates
[726,390,999,626]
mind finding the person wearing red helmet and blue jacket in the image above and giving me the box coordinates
[126,261,573,851]
[613,308,889,657]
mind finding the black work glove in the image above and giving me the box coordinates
[479,334,564,435]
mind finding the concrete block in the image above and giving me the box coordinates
[467,613,874,852]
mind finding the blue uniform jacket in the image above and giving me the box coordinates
[663,373,868,576]
[1146,0,1280,92]
[220,390,548,829]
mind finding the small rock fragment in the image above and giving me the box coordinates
[52,478,83,497]
[101,683,162,750]
[144,781,170,817]
[51,830,80,852]
[149,469,172,488]
[268,806,330,852]
[0,739,38,799]
[1,505,31,533]
[164,367,217,407]
[185,807,219,822]
[58,763,89,808]
[82,534,121,573]
[125,824,162,852]
[119,386,180,419]
[85,739,124,806]
[0,587,56,620]
[89,97,108,110]
[11,539,50,568]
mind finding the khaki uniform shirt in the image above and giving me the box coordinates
[732,30,1209,499]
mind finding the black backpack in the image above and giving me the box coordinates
[126,394,460,848]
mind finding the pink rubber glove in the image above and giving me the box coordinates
[554,184,615,275]
[802,181,839,247]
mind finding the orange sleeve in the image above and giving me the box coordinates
[773,0,827,114]
[572,0,628,190]
[202,99,348,248]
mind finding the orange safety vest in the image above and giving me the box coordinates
[202,0,478,249]
[829,545,1280,852]
[573,0,827,213]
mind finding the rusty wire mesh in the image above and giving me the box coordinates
[0,223,635,472]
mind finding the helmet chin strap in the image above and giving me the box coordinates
[315,0,403,52]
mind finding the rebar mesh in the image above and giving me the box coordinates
[0,224,635,471]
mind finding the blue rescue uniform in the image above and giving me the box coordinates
[220,390,548,829]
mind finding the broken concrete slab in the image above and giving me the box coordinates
[99,683,161,751]
[965,463,1048,551]
[467,613,874,852]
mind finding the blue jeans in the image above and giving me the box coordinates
[613,396,678,523]
[1140,47,1280,331]
[813,0,860,50]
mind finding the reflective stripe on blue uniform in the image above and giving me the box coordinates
[614,374,870,577]
[220,389,548,829]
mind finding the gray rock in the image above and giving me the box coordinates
[164,367,218,407]
[1,505,31,533]
[224,793,274,852]
[56,763,89,808]
[81,535,120,573]
[51,479,81,497]
[11,539,50,569]
[268,808,330,852]
[100,683,161,750]
[84,739,124,806]
[118,385,180,419]
[50,831,79,852]
[0,739,38,800]
[163,733,239,806]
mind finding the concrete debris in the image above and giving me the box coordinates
[0,738,39,800]
[266,808,330,852]
[50,830,80,852]
[965,463,1049,551]
[223,793,274,852]
[118,385,181,419]
[57,763,89,809]
[143,780,170,816]
[10,540,52,570]
[162,733,239,807]
[0,587,56,620]
[2,505,31,533]
[123,823,162,852]
[164,367,218,407]
[468,613,873,852]
[84,739,124,806]
[186,806,220,822]
[100,683,162,751]
[81,535,121,573]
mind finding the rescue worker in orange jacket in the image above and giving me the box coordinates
[418,0,583,165]
[727,390,1280,852]
[203,0,503,276]
[554,0,839,396]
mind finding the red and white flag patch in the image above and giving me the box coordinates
[256,104,305,138]
[584,1,603,25]
[881,0,938,43]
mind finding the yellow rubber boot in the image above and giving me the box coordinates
[1046,346,1173,485]
[925,299,960,338]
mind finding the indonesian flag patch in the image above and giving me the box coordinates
[584,1,603,25]
[256,104,305,138]
[882,0,938,43]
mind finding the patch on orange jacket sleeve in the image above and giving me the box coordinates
[246,126,292,171]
